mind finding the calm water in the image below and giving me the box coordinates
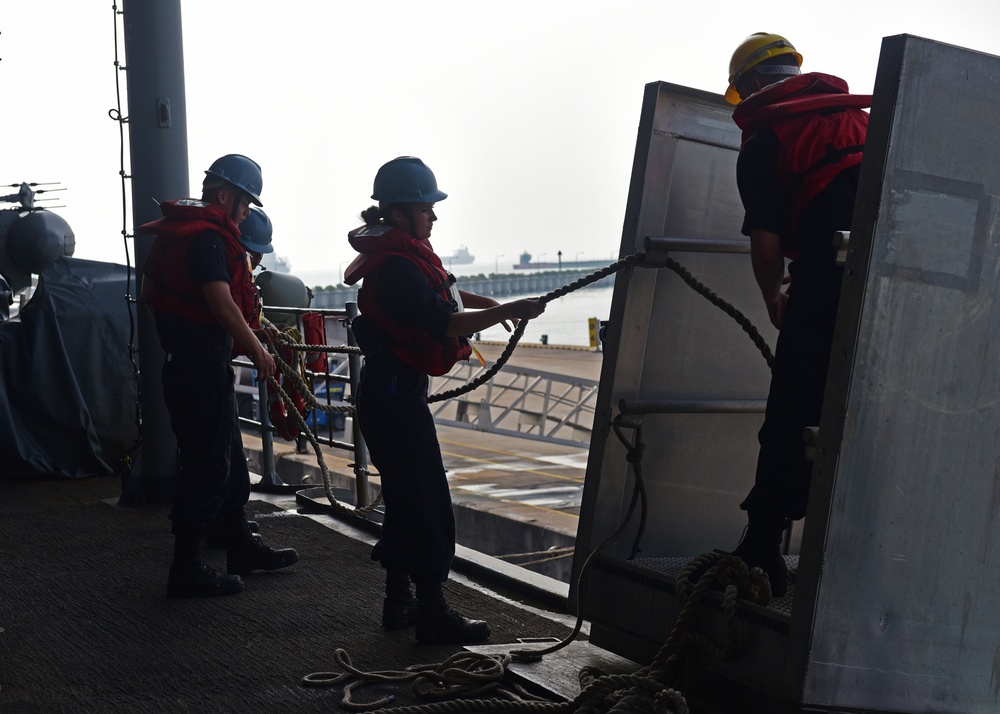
[473,284,613,347]
[294,261,615,347]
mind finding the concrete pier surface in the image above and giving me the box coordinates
[472,339,604,378]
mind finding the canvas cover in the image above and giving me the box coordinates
[0,257,139,479]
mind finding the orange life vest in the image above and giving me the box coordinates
[344,224,471,376]
[140,199,256,327]
[733,73,871,258]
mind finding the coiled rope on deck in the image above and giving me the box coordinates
[302,648,690,714]
[300,413,689,713]
[303,649,558,712]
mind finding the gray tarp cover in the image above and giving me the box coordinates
[0,257,139,479]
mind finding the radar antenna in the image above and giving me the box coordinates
[0,182,65,209]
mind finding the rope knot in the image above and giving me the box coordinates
[626,443,645,464]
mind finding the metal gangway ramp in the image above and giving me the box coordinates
[430,360,598,448]
[572,35,1000,712]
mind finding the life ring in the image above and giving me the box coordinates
[268,339,308,441]
[301,311,328,372]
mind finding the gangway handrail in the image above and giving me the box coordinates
[431,362,599,448]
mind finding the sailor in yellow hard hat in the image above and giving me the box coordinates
[712,34,872,599]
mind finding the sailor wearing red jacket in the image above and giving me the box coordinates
[141,154,297,598]
[723,35,871,597]
[344,156,544,644]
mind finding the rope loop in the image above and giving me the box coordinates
[649,551,771,690]
[302,648,561,712]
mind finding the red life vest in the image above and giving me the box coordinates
[344,224,472,376]
[140,199,257,328]
[733,72,871,257]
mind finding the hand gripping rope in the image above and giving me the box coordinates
[260,324,385,517]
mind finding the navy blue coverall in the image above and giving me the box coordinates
[737,129,861,521]
[353,256,458,582]
[149,231,251,537]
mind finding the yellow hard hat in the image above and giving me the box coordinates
[725,32,803,104]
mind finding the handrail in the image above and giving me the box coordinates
[235,304,369,500]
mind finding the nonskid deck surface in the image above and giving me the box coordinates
[0,475,578,712]
[628,555,799,617]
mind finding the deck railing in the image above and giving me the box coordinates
[237,301,597,507]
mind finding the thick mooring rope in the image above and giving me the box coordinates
[257,321,383,517]
[302,648,691,714]
[302,649,559,712]
[428,253,645,404]
[663,257,774,370]
[265,249,774,421]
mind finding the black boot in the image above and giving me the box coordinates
[168,530,243,597]
[414,579,490,644]
[226,516,298,576]
[732,510,790,597]
[382,571,418,630]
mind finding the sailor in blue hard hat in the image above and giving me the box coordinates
[345,155,545,644]
[140,152,299,599]
[238,205,274,270]
[203,154,264,223]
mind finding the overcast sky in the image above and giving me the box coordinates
[4,1,999,286]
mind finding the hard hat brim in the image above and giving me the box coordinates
[241,240,273,254]
[371,189,448,203]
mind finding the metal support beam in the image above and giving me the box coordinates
[121,0,189,503]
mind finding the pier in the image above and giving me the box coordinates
[309,268,614,308]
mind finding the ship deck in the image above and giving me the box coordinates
[0,344,806,713]
[0,474,595,712]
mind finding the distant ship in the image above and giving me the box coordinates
[445,245,475,265]
[258,252,291,273]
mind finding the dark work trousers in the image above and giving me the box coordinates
[357,359,456,583]
[742,261,843,521]
[162,352,250,537]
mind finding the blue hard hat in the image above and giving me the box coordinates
[371,156,447,204]
[238,206,273,254]
[205,154,263,206]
